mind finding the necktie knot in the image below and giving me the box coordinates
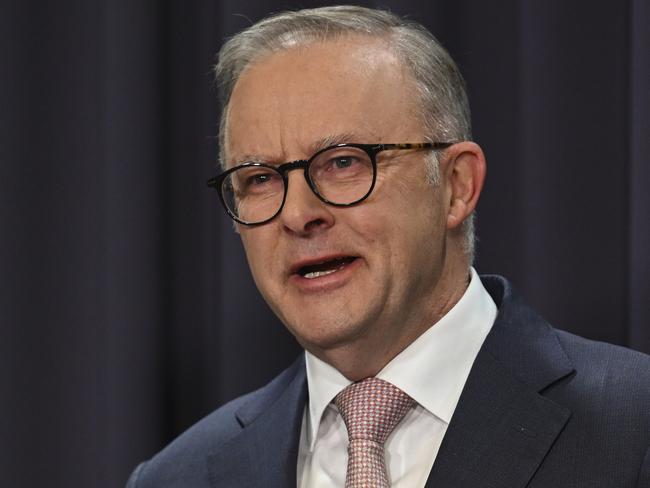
[335,377,415,444]
[334,377,415,487]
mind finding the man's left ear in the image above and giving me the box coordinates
[443,141,486,229]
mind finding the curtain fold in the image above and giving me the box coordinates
[1,1,647,486]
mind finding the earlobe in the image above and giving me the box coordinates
[444,142,486,230]
[447,198,468,229]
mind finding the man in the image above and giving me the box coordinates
[127,6,650,487]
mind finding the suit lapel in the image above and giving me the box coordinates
[425,276,574,488]
[425,351,571,487]
[205,358,308,488]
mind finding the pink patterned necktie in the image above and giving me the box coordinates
[334,377,415,488]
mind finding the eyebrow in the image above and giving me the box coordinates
[309,132,365,153]
[230,154,270,167]
[228,132,373,167]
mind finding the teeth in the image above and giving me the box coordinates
[298,257,356,279]
[304,268,338,279]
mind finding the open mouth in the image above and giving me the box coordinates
[297,256,357,279]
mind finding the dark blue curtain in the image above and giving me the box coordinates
[1,1,648,486]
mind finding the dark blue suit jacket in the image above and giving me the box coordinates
[127,276,650,487]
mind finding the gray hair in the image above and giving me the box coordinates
[214,5,476,261]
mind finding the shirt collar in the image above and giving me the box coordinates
[304,267,497,450]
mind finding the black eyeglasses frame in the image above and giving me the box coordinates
[207,142,456,226]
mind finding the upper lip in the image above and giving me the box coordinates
[289,254,358,275]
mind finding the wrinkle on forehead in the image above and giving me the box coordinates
[309,132,378,152]
[229,131,378,167]
[224,35,423,167]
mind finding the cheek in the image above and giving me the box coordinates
[240,231,278,291]
[350,178,439,252]
[383,187,446,268]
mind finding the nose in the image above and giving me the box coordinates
[279,170,335,235]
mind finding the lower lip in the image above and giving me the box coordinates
[289,257,361,293]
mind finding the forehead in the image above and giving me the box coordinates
[224,36,425,163]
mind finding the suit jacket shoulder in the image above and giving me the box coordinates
[425,275,650,488]
[554,325,650,403]
[545,328,650,486]
[126,356,307,488]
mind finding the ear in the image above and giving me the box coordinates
[442,141,486,230]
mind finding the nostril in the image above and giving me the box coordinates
[304,218,327,232]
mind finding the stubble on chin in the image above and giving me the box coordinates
[287,296,386,361]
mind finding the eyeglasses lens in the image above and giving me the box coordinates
[222,166,284,224]
[221,146,374,224]
[309,146,374,204]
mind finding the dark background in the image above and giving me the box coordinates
[1,0,648,486]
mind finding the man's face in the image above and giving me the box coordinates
[225,36,453,363]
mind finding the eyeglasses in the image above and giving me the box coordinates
[207,142,455,225]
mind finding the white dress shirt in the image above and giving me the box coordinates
[296,267,497,487]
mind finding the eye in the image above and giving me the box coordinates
[331,157,355,169]
[232,166,282,195]
[246,172,273,186]
[310,147,372,183]
[325,155,363,172]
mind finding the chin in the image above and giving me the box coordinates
[285,311,373,353]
